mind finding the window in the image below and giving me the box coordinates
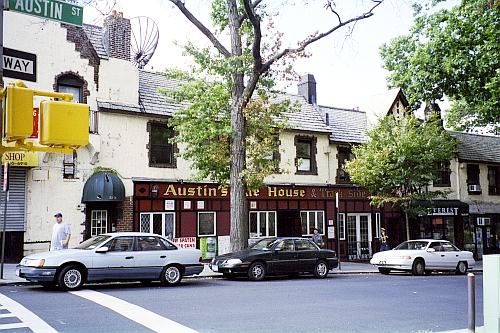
[160,238,177,250]
[434,162,451,187]
[249,211,277,238]
[148,122,176,168]
[336,146,354,183]
[56,73,84,103]
[198,212,216,236]
[294,239,318,251]
[107,237,134,252]
[295,136,317,174]
[338,213,345,240]
[275,239,295,251]
[374,213,381,238]
[429,242,445,252]
[488,166,499,195]
[467,164,480,185]
[63,151,77,179]
[137,236,166,251]
[140,212,175,238]
[300,211,325,236]
[90,210,108,236]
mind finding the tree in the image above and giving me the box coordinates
[345,115,456,240]
[167,0,384,251]
[380,0,500,132]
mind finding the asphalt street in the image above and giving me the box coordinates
[0,273,483,333]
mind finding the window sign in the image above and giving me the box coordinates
[164,200,175,211]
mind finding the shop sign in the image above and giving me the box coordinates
[428,207,459,216]
[173,237,196,249]
[1,151,39,167]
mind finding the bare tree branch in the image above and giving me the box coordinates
[261,0,383,73]
[237,0,264,27]
[169,0,231,58]
[324,1,341,24]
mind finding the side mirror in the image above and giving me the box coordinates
[96,246,109,253]
[426,248,436,253]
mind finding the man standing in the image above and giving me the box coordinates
[50,212,71,251]
[380,227,389,251]
[312,228,324,248]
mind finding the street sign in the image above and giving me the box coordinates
[7,0,84,26]
[2,47,37,82]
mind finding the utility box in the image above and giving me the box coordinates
[483,254,500,333]
[3,85,34,141]
[39,100,89,148]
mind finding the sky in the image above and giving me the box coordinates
[83,0,454,111]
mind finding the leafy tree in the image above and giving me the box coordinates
[345,115,456,240]
[380,0,500,132]
[167,0,385,251]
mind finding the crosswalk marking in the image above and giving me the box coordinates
[71,289,199,333]
[0,313,16,318]
[0,293,57,333]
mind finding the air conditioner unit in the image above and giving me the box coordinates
[477,217,490,226]
[468,184,482,192]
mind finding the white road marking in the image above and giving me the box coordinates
[0,313,16,318]
[71,289,199,333]
[0,292,57,333]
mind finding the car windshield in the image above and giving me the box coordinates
[251,238,278,250]
[75,235,112,250]
[394,241,428,250]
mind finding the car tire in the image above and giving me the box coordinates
[161,265,183,286]
[412,259,425,276]
[455,261,468,275]
[313,260,329,278]
[248,262,266,281]
[378,268,391,275]
[57,265,84,291]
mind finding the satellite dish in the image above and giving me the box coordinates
[130,16,159,69]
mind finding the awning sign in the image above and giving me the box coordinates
[2,151,39,167]
[429,207,459,216]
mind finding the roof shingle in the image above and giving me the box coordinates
[450,132,500,164]
[318,106,367,143]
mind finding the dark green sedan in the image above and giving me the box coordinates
[209,237,338,281]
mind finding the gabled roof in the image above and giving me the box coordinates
[449,132,500,164]
[318,106,367,143]
[82,24,108,59]
[364,88,409,127]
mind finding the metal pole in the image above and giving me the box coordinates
[467,273,476,333]
[0,0,5,280]
[0,184,7,279]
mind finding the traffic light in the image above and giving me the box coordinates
[39,100,89,148]
[3,84,34,141]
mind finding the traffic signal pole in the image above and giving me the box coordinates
[0,0,7,279]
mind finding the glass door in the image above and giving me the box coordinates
[347,214,372,260]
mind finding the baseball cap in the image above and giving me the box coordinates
[54,212,63,217]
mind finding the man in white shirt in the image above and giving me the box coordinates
[50,212,71,251]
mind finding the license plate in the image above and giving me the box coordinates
[15,268,20,277]
[212,265,218,272]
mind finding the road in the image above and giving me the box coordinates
[0,273,483,333]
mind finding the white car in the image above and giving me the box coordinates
[370,239,475,276]
[16,232,203,290]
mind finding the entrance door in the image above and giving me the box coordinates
[277,211,301,237]
[347,214,372,260]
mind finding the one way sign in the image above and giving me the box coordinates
[2,48,37,82]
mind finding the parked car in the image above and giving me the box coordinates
[370,239,475,276]
[16,232,203,290]
[209,237,338,281]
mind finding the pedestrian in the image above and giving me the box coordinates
[50,212,71,251]
[311,228,324,248]
[380,227,389,251]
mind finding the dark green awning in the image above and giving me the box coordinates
[82,172,125,203]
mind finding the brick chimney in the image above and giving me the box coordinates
[298,74,317,105]
[103,11,131,61]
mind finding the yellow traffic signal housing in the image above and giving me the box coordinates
[39,100,89,148]
[3,84,34,141]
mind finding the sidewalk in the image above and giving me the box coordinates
[0,261,483,285]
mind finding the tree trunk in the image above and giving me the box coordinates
[228,0,248,252]
[404,209,410,241]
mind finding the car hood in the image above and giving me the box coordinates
[21,249,87,261]
[215,249,266,260]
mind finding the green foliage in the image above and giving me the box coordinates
[345,115,456,211]
[92,166,119,176]
[380,0,500,132]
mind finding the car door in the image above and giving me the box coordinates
[441,242,461,269]
[269,240,297,274]
[426,241,446,269]
[294,239,319,272]
[90,236,136,281]
[134,235,169,279]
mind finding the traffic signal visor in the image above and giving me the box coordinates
[3,85,34,141]
[39,100,89,148]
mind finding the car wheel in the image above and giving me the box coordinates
[412,259,425,276]
[161,265,182,286]
[248,262,266,281]
[378,268,391,275]
[58,265,84,291]
[313,261,329,278]
[455,261,468,275]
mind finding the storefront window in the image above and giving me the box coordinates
[444,217,455,242]
[338,213,345,240]
[419,217,432,239]
[249,211,277,238]
[198,212,216,236]
[300,210,325,236]
[432,217,443,240]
